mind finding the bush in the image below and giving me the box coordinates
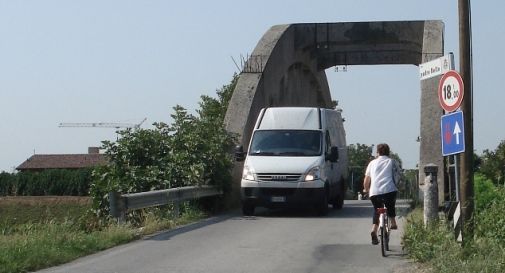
[474,173,503,211]
[474,183,505,243]
[89,75,237,219]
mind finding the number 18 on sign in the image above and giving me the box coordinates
[438,70,464,112]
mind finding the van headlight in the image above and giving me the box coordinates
[242,165,257,181]
[304,166,320,182]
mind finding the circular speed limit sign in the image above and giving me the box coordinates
[438,70,464,112]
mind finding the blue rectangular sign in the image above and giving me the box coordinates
[441,111,465,156]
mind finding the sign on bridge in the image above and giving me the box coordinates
[419,54,453,80]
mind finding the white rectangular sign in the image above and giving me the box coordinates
[419,54,454,80]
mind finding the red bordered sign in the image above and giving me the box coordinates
[438,70,464,112]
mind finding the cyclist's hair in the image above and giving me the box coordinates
[376,143,390,156]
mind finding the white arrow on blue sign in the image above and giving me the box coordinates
[441,111,465,156]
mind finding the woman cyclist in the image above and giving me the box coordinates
[362,143,399,245]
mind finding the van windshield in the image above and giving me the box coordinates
[249,130,322,156]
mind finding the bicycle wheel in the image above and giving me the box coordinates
[385,216,390,251]
[385,227,390,251]
[380,213,387,257]
[380,226,386,257]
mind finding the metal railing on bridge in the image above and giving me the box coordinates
[109,185,223,223]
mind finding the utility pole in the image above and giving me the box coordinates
[458,0,474,242]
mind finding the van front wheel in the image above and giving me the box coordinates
[316,193,328,216]
[332,194,344,210]
[242,203,255,216]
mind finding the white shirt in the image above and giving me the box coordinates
[365,155,398,197]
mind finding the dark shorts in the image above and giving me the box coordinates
[370,191,397,225]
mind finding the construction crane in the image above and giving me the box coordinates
[59,118,147,129]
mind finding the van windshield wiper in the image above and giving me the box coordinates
[250,151,276,156]
[277,151,307,156]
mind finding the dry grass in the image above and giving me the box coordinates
[0,195,91,206]
[0,196,91,230]
[394,262,432,273]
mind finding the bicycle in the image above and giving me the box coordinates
[377,206,390,257]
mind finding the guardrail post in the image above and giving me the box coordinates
[174,187,184,217]
[423,164,439,226]
[173,200,180,218]
[109,191,126,224]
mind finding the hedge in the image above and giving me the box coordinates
[0,169,93,196]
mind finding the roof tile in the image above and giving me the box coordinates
[17,154,108,170]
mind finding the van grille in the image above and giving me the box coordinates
[257,173,301,182]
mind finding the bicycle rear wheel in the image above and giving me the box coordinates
[380,226,387,257]
[385,227,390,251]
[385,216,390,251]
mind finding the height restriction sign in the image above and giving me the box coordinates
[438,70,464,112]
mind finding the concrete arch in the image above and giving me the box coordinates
[225,21,445,204]
[224,24,333,148]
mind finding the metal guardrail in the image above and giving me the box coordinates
[109,185,223,222]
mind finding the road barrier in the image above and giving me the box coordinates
[109,186,223,222]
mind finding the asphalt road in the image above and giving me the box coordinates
[37,200,413,273]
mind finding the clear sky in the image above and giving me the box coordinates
[0,0,503,172]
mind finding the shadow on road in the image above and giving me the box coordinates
[247,200,377,219]
[147,213,237,241]
[147,199,412,242]
[310,243,408,272]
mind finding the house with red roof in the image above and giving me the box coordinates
[16,147,108,172]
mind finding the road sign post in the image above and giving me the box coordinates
[458,0,474,244]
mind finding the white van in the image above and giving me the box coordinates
[235,107,348,216]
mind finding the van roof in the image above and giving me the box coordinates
[256,107,321,130]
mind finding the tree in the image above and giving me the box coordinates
[389,152,403,169]
[402,168,419,200]
[479,140,505,185]
[347,143,374,193]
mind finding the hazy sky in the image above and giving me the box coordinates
[1,1,503,172]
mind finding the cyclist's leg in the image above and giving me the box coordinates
[369,195,383,244]
[370,195,384,226]
[383,191,398,229]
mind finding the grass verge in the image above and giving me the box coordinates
[402,176,505,273]
[0,223,135,273]
[0,197,206,273]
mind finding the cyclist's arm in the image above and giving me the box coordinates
[363,175,371,193]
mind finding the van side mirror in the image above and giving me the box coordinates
[326,146,339,162]
[234,145,246,162]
